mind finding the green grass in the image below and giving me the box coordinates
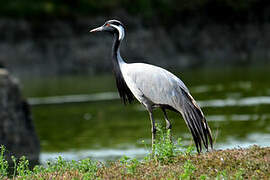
[0,126,269,179]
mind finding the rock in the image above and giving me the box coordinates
[0,68,40,164]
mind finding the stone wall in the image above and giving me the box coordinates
[0,16,269,76]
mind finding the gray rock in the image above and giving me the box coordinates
[0,69,40,164]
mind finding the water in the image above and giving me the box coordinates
[20,67,270,164]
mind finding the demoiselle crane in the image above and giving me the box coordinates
[90,20,213,153]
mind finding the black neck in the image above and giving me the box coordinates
[111,33,134,104]
[112,33,121,63]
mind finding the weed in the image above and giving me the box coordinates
[199,174,208,180]
[216,170,228,180]
[152,123,195,163]
[119,156,139,175]
[179,160,196,180]
[32,165,45,175]
[11,156,17,178]
[119,155,130,165]
[126,158,139,175]
[78,158,99,179]
[0,146,8,178]
[16,156,31,178]
[0,142,268,179]
[153,124,175,161]
[185,144,195,156]
[234,168,244,180]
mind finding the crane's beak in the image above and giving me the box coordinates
[90,26,104,33]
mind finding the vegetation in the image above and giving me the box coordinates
[0,0,269,24]
[0,125,269,179]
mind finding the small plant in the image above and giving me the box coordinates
[200,174,208,180]
[0,146,8,178]
[120,155,130,165]
[119,156,139,175]
[126,158,139,175]
[234,168,245,180]
[152,123,183,162]
[16,156,32,177]
[11,155,32,178]
[78,158,99,179]
[32,165,45,175]
[179,160,196,180]
[185,143,195,156]
[11,155,17,178]
[216,170,229,180]
[51,156,68,172]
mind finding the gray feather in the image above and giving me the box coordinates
[122,62,213,152]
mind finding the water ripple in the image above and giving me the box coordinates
[199,96,270,107]
[28,92,270,107]
[40,148,148,164]
[28,92,119,105]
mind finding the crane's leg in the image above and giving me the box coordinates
[161,108,171,130]
[148,109,156,152]
[161,107,172,141]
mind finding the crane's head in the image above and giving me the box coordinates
[90,20,125,40]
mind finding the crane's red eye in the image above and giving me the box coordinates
[106,24,110,27]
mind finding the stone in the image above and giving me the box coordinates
[0,68,40,164]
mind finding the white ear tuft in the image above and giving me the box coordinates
[110,24,125,40]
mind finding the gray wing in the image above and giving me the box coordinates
[123,63,213,152]
[123,63,189,109]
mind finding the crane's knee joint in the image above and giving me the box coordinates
[166,123,172,130]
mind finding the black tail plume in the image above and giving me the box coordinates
[181,88,213,153]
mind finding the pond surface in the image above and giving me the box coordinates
[20,67,270,164]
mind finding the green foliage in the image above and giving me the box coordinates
[34,156,99,179]
[119,156,140,175]
[234,168,245,180]
[0,146,8,178]
[0,148,99,179]
[78,158,99,179]
[152,123,195,162]
[216,170,229,180]
[153,124,179,162]
[199,174,208,180]
[16,156,32,178]
[179,160,196,180]
[0,144,268,179]
[185,144,195,156]
[32,165,45,175]
[10,155,33,178]
[45,156,68,173]
[11,156,17,178]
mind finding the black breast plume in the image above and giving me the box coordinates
[112,36,134,104]
[113,67,134,104]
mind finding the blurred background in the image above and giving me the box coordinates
[0,0,269,164]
